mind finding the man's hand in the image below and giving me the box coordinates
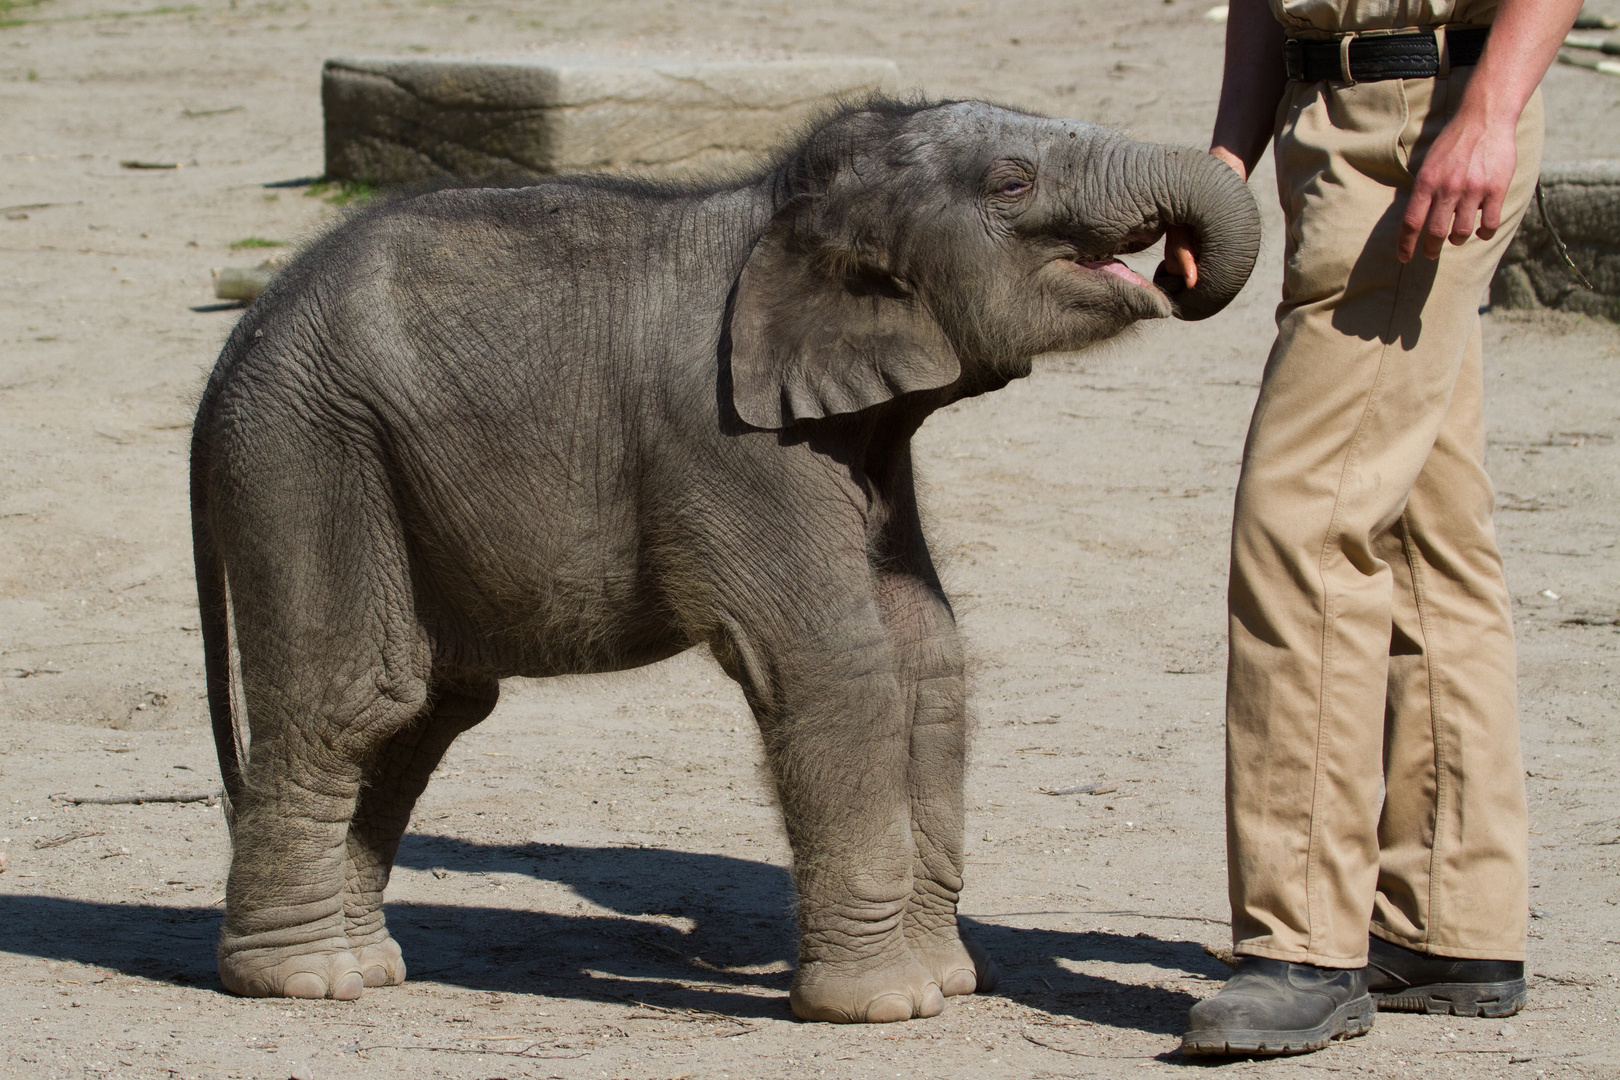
[1398,111,1518,263]
[1162,150,1248,290]
[1397,0,1585,262]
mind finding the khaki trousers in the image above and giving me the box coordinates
[1227,70,1542,967]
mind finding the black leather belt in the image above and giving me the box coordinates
[1285,26,1489,82]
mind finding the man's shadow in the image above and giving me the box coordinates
[1325,192,1441,349]
[0,836,1228,1034]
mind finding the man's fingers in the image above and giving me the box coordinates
[1163,225,1199,289]
[1421,192,1458,260]
[1478,188,1506,240]
[1419,180,1470,260]
[1399,189,1434,263]
[1425,210,1451,260]
[1173,239,1199,289]
[1449,196,1481,246]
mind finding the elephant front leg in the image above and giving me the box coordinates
[878,572,997,998]
[722,618,942,1024]
[904,668,997,996]
[790,823,944,1023]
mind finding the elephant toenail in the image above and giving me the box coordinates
[362,966,389,987]
[283,972,328,999]
[864,993,915,1023]
[917,983,946,1018]
[332,971,365,1000]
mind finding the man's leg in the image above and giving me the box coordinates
[1226,72,1459,972]
[1188,73,1541,1055]
[1186,79,1419,1056]
[1371,317,1530,1017]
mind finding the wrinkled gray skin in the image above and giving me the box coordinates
[191,99,1259,1022]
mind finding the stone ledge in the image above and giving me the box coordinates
[323,54,902,185]
[1492,160,1620,321]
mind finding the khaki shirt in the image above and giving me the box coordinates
[1269,0,1496,34]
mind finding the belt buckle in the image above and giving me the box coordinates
[1284,37,1303,80]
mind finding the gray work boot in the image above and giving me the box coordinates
[1368,935,1527,1017]
[1181,957,1374,1057]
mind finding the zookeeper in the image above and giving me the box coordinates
[1161,0,1586,1057]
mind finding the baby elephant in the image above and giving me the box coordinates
[191,98,1258,1021]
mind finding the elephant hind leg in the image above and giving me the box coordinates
[218,658,431,1000]
[344,676,499,987]
[213,437,432,1001]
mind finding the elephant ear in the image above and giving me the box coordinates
[727,210,961,431]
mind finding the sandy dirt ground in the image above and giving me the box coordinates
[2,1,1619,1078]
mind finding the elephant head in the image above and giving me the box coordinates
[728,99,1261,429]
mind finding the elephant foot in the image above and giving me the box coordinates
[790,956,945,1023]
[218,942,365,1001]
[352,935,407,988]
[911,931,998,997]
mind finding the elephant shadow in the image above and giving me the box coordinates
[0,836,1227,1035]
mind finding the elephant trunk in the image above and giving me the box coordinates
[1110,141,1262,321]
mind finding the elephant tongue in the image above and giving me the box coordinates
[1082,257,1153,289]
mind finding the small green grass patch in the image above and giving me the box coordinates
[103,4,199,19]
[304,179,378,207]
[4,3,198,29]
[0,0,48,28]
[230,236,286,250]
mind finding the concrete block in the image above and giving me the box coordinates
[323,54,902,185]
[1492,160,1620,321]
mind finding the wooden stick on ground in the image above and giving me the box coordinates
[33,830,106,850]
[53,791,222,806]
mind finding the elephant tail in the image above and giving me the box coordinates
[191,432,246,833]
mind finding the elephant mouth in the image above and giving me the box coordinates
[1055,230,1164,293]
[1054,253,1160,296]
[1070,256,1154,289]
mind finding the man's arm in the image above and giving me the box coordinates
[1169,0,1582,281]
[1209,0,1290,182]
[1164,0,1285,286]
[1398,0,1585,262]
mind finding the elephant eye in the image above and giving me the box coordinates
[985,161,1036,204]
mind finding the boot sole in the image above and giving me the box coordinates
[1180,993,1375,1057]
[1373,980,1527,1018]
